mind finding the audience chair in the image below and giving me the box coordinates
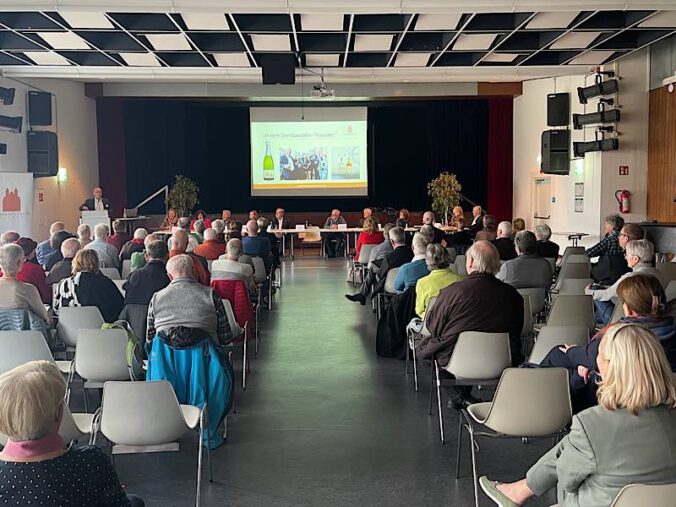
[520,296,534,357]
[222,299,249,390]
[113,279,125,296]
[608,301,626,325]
[544,257,557,274]
[405,296,437,392]
[0,330,56,374]
[666,280,676,302]
[611,483,676,507]
[207,260,213,272]
[557,278,593,296]
[656,262,676,283]
[517,288,547,318]
[250,256,268,313]
[431,332,511,444]
[544,295,595,333]
[457,368,572,507]
[352,243,376,286]
[376,267,401,320]
[99,267,121,280]
[454,255,468,277]
[560,246,585,263]
[57,306,105,352]
[121,259,132,279]
[298,226,323,256]
[528,325,589,364]
[552,263,591,292]
[446,247,457,264]
[562,254,591,267]
[0,404,92,447]
[211,279,256,361]
[92,380,210,507]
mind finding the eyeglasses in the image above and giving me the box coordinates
[619,232,629,239]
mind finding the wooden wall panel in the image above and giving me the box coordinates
[648,87,676,222]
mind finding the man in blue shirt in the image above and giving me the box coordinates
[36,221,64,267]
[394,232,430,292]
[242,220,272,273]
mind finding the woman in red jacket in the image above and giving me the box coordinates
[15,238,51,304]
[355,216,384,260]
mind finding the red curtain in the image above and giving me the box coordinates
[486,97,513,222]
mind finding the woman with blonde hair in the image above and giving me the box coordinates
[0,361,144,505]
[161,207,179,229]
[355,216,384,259]
[481,324,676,507]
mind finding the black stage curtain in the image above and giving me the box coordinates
[112,99,489,215]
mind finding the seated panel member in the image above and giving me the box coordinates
[324,209,347,258]
[469,205,485,236]
[358,207,380,228]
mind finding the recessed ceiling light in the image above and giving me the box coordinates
[414,14,461,31]
[354,34,393,52]
[550,32,601,50]
[59,12,114,29]
[482,53,520,63]
[526,12,578,30]
[145,33,192,51]
[212,52,250,67]
[452,34,498,51]
[301,14,344,31]
[24,51,71,65]
[305,54,340,67]
[567,50,616,66]
[181,13,229,31]
[638,11,676,28]
[250,34,291,51]
[394,52,431,67]
[36,31,90,50]
[120,52,162,67]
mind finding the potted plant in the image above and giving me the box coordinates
[427,172,462,226]
[167,175,199,217]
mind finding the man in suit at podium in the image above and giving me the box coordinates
[79,187,110,212]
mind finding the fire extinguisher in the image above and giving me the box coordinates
[615,190,631,214]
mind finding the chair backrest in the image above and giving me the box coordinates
[74,329,129,382]
[101,380,189,446]
[221,299,243,337]
[357,243,376,264]
[609,301,626,324]
[544,257,556,273]
[455,255,468,277]
[0,330,54,374]
[563,254,591,266]
[517,287,546,315]
[561,246,585,262]
[446,331,511,380]
[207,259,213,272]
[121,259,132,280]
[611,483,676,507]
[554,263,591,291]
[446,247,457,263]
[558,278,593,296]
[383,267,400,294]
[57,306,104,348]
[521,296,533,338]
[421,296,438,337]
[99,267,121,280]
[211,279,254,329]
[482,368,572,436]
[0,404,88,447]
[301,226,321,242]
[655,262,676,283]
[528,325,589,364]
[250,257,266,283]
[113,279,125,295]
[666,280,676,303]
[547,295,595,332]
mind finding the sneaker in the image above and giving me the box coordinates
[345,293,366,305]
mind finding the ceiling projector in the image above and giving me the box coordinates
[311,83,335,98]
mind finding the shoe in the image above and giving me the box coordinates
[447,394,480,411]
[345,293,366,305]
[479,477,520,507]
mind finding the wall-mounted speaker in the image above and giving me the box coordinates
[28,91,52,126]
[541,130,570,175]
[27,130,58,177]
[547,93,569,127]
[261,54,296,85]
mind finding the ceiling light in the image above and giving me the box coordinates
[414,14,461,31]
[24,51,71,66]
[145,33,192,51]
[181,13,229,30]
[550,32,601,50]
[354,34,393,52]
[452,34,498,51]
[526,12,578,30]
[301,14,344,31]
[59,12,114,29]
[36,31,90,50]
[394,53,431,67]
[638,11,676,28]
[120,52,161,67]
[482,53,519,63]
[250,34,291,52]
[305,54,340,67]
[567,51,615,66]
[212,52,250,67]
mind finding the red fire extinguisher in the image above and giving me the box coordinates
[615,190,631,214]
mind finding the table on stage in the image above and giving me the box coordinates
[553,232,590,247]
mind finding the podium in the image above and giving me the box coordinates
[80,211,109,239]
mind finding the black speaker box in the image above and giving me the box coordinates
[27,130,58,177]
[261,54,296,85]
[547,93,569,127]
[541,130,570,175]
[28,91,52,126]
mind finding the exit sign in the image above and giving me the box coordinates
[619,165,629,175]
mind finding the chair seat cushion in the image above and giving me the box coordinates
[180,404,201,429]
[467,402,491,423]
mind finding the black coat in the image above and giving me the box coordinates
[492,237,517,261]
[376,286,417,359]
[79,197,111,212]
[123,260,170,306]
[373,245,414,294]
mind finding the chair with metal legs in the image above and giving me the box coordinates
[405,296,437,392]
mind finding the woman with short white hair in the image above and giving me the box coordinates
[0,244,48,322]
[0,361,144,505]
[480,324,676,507]
[534,223,560,258]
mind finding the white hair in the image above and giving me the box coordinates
[94,223,109,240]
[133,228,148,240]
[625,239,654,264]
[466,240,501,275]
[412,232,430,256]
[203,228,217,241]
[77,224,90,239]
[497,221,512,237]
[144,233,159,246]
[166,254,194,278]
[212,219,225,234]
[0,231,19,246]
[534,223,551,241]
[226,238,243,258]
[0,244,24,276]
[60,238,81,259]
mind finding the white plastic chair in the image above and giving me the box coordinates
[528,325,589,364]
[376,267,401,320]
[113,279,125,295]
[553,263,590,292]
[0,330,54,374]
[92,380,210,507]
[557,278,593,296]
[517,287,547,317]
[611,483,676,507]
[353,243,376,285]
[665,280,676,302]
[57,306,104,350]
[121,259,132,279]
[99,267,121,280]
[406,296,437,392]
[546,295,595,332]
[221,299,249,390]
[455,255,468,277]
[655,262,676,283]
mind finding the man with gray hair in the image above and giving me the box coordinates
[586,214,626,285]
[534,223,559,259]
[194,228,225,260]
[146,254,231,348]
[119,227,148,262]
[418,240,523,409]
[492,221,517,261]
[0,230,19,246]
[84,223,119,268]
[108,219,131,253]
[394,232,431,292]
[169,229,209,286]
[422,211,445,244]
[211,238,255,291]
[46,238,81,285]
[346,226,413,304]
[123,240,170,307]
[369,223,395,265]
[497,230,552,289]
[211,219,226,243]
[36,221,65,266]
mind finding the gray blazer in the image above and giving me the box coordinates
[496,253,553,289]
[526,404,676,507]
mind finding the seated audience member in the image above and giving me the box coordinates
[161,207,179,229]
[474,215,497,242]
[0,244,49,323]
[258,217,280,267]
[419,225,435,244]
[107,220,131,253]
[586,214,627,285]
[123,240,170,307]
[212,219,226,243]
[0,231,19,246]
[469,206,485,236]
[0,361,144,506]
[169,230,209,286]
[588,239,664,325]
[534,223,559,259]
[191,210,211,231]
[394,232,431,292]
[449,206,465,229]
[415,244,462,318]
[119,228,147,262]
[497,230,553,289]
[358,207,379,228]
[481,324,676,507]
[43,231,72,272]
[242,219,273,272]
[76,224,91,248]
[212,238,255,291]
[84,223,119,269]
[345,227,413,305]
[227,220,242,241]
[129,233,159,272]
[492,221,517,261]
[46,238,80,286]
[422,211,446,244]
[398,209,410,227]
[221,209,232,223]
[54,249,123,323]
[194,228,226,261]
[176,217,199,251]
[511,217,526,236]
[537,274,674,413]
[324,209,347,258]
[146,254,231,348]
[418,241,523,408]
[355,217,384,259]
[190,219,205,245]
[36,222,65,266]
[369,223,395,266]
[13,238,50,304]
[248,210,259,221]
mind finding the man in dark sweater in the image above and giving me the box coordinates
[46,238,80,286]
[418,240,523,408]
[242,219,273,273]
[123,240,170,306]
[492,221,517,261]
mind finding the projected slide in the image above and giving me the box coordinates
[250,107,368,197]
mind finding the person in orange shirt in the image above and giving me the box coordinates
[168,229,209,286]
[194,228,225,261]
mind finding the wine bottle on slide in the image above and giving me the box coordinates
[263,141,274,180]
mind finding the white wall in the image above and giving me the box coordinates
[0,77,99,240]
[513,48,650,248]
